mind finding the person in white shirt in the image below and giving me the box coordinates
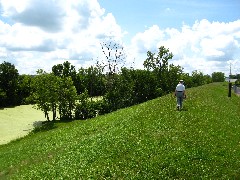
[175,80,186,110]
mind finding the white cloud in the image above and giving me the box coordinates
[200,35,238,61]
[0,0,239,76]
[0,0,125,74]
[130,19,240,75]
[131,25,165,53]
[1,0,65,32]
[0,47,7,58]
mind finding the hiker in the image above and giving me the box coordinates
[175,80,186,110]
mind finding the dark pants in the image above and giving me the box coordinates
[176,91,184,109]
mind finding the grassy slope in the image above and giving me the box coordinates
[1,83,240,179]
[0,105,46,145]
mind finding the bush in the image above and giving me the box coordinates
[75,99,109,120]
[235,79,240,86]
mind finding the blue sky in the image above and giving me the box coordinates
[98,1,240,28]
[0,0,240,75]
[99,0,240,43]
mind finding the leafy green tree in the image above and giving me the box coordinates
[52,61,76,78]
[236,74,240,80]
[167,64,183,92]
[131,69,159,103]
[17,74,33,104]
[31,70,78,121]
[0,88,7,107]
[143,46,173,71]
[77,66,105,96]
[52,63,64,77]
[103,68,135,110]
[58,77,78,121]
[86,66,105,97]
[229,74,237,79]
[31,70,59,121]
[204,74,212,84]
[76,67,88,94]
[212,72,225,82]
[192,70,205,87]
[0,61,19,107]
[52,61,78,93]
[143,51,155,71]
[143,46,174,93]
[180,73,193,88]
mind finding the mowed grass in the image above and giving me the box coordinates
[1,83,240,179]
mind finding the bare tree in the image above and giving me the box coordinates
[100,39,126,75]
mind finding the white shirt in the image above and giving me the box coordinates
[176,83,185,91]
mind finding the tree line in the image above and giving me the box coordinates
[0,46,226,121]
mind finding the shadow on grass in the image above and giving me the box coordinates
[175,107,188,111]
[31,120,56,133]
[180,107,188,111]
[31,118,77,134]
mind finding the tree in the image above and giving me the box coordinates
[31,70,78,121]
[0,61,19,107]
[17,74,33,104]
[86,66,104,97]
[192,70,205,87]
[103,68,135,110]
[143,46,174,93]
[58,77,78,121]
[31,70,59,121]
[100,39,126,95]
[0,88,7,107]
[52,61,78,93]
[130,69,159,103]
[52,61,76,78]
[212,72,225,82]
[143,46,173,71]
[167,64,183,92]
[204,74,212,84]
[100,40,126,75]
[236,74,240,80]
[180,73,193,88]
[77,66,105,97]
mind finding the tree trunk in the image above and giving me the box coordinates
[45,111,50,121]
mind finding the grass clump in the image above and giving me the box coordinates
[1,82,240,179]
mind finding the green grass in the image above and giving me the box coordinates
[1,83,240,179]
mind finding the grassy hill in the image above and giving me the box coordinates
[1,83,240,179]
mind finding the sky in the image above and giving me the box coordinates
[0,0,240,75]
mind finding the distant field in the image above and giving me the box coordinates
[0,105,45,145]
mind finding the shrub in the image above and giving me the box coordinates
[75,99,109,120]
[75,89,110,120]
